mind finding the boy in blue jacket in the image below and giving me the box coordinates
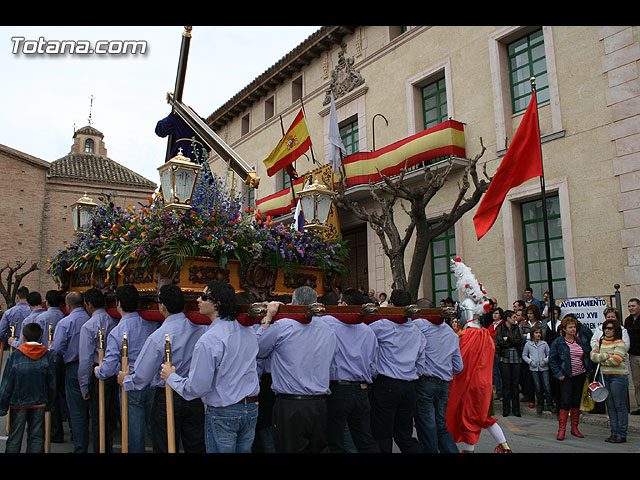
[0,322,56,452]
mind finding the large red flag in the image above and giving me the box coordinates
[473,91,543,240]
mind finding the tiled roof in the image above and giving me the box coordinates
[74,125,104,138]
[48,153,157,189]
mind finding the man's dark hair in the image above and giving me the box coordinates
[389,289,412,307]
[513,299,526,309]
[320,291,339,306]
[23,322,43,343]
[158,284,184,314]
[524,287,533,294]
[84,288,105,309]
[116,285,139,313]
[16,286,29,299]
[65,291,84,309]
[45,290,62,308]
[341,288,366,306]
[26,291,42,307]
[206,280,237,320]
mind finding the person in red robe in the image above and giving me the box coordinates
[445,258,512,453]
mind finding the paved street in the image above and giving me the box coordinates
[2,350,639,454]
[1,393,638,454]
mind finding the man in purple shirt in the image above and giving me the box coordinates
[368,289,426,453]
[257,286,337,453]
[48,291,90,453]
[95,284,158,453]
[8,291,46,348]
[161,280,259,453]
[0,286,31,344]
[78,288,118,453]
[412,314,463,453]
[317,288,379,453]
[121,284,207,453]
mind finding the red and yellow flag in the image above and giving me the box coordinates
[263,109,312,177]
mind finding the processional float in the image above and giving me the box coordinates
[49,26,444,453]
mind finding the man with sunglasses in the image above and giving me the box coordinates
[161,280,260,453]
[95,285,158,453]
[119,284,208,453]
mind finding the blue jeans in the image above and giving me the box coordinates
[65,362,90,453]
[530,370,554,408]
[123,387,154,453]
[5,407,45,453]
[603,374,629,439]
[415,377,459,453]
[205,402,258,453]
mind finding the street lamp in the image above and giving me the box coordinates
[297,178,335,233]
[71,193,98,231]
[158,148,202,212]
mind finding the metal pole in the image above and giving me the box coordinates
[165,26,193,162]
[531,77,556,339]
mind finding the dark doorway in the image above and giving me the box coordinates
[341,225,368,292]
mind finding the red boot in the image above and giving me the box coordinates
[570,408,584,438]
[556,410,569,440]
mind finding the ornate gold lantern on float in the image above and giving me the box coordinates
[297,178,336,233]
[157,148,202,212]
[71,193,98,231]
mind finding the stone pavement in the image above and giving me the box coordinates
[493,384,640,434]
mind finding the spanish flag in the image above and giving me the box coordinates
[263,109,312,177]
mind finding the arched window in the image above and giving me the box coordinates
[85,138,94,153]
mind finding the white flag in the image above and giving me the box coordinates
[328,92,346,174]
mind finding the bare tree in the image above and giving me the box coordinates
[334,138,490,302]
[0,260,38,309]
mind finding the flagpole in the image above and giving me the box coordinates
[299,98,319,166]
[279,114,298,207]
[531,77,556,339]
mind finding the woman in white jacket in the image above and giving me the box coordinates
[522,326,554,413]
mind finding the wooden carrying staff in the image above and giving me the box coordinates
[6,324,15,435]
[120,332,129,453]
[45,324,54,453]
[165,334,176,453]
[98,328,106,453]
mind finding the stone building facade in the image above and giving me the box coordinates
[204,25,640,308]
[0,125,156,309]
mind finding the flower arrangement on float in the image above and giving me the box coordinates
[47,161,349,285]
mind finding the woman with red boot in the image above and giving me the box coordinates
[549,315,592,440]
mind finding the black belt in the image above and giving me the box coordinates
[236,395,259,405]
[330,380,367,386]
[276,393,327,400]
[419,375,448,384]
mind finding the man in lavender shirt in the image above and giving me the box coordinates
[78,288,118,453]
[257,286,337,453]
[8,291,46,348]
[317,288,379,453]
[368,289,426,453]
[0,286,31,345]
[121,284,207,453]
[48,291,90,453]
[95,285,158,453]
[161,280,259,453]
[412,314,463,453]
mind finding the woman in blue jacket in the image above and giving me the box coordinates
[549,314,592,441]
